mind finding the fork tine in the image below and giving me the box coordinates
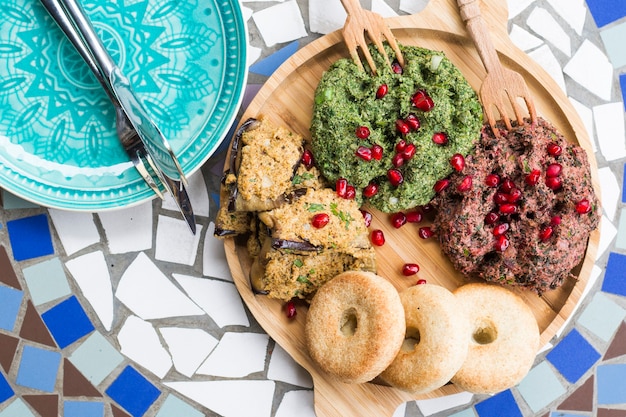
[131,153,164,199]
[357,31,378,74]
[381,26,404,67]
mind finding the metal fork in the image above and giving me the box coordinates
[340,0,404,74]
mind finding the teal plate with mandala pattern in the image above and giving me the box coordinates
[0,0,247,210]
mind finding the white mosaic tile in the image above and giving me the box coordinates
[275,390,316,417]
[371,0,398,17]
[98,201,153,254]
[161,172,210,218]
[165,380,275,417]
[507,0,535,19]
[118,315,173,378]
[600,22,626,69]
[563,40,613,100]
[172,273,250,328]
[64,251,114,331]
[527,7,571,56]
[527,44,566,93]
[116,252,205,320]
[509,24,543,52]
[247,45,263,67]
[155,215,202,265]
[568,97,596,153]
[547,0,586,35]
[393,403,408,417]
[203,222,232,281]
[416,391,474,416]
[267,343,313,388]
[598,214,618,259]
[598,166,621,221]
[593,102,626,162]
[253,0,308,47]
[399,0,428,14]
[48,209,99,256]
[196,332,269,377]
[159,327,219,378]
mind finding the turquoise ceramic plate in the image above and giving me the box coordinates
[0,0,247,210]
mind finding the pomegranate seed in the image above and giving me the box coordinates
[433,178,450,193]
[421,204,434,214]
[485,174,501,188]
[402,263,420,276]
[418,226,434,239]
[363,183,379,198]
[493,192,508,205]
[311,213,329,228]
[547,142,562,156]
[301,149,314,169]
[356,146,373,161]
[457,175,473,192]
[387,169,404,186]
[371,229,385,246]
[485,212,499,225]
[360,209,373,227]
[500,178,515,193]
[546,163,562,178]
[545,176,562,191]
[405,113,420,130]
[395,139,407,153]
[376,84,388,99]
[402,143,416,160]
[416,279,427,285]
[336,178,348,197]
[391,60,403,74]
[525,169,541,186]
[406,210,423,223]
[450,153,465,171]
[506,188,522,203]
[392,153,405,167]
[371,144,383,160]
[412,90,434,111]
[391,212,407,228]
[494,234,510,252]
[345,185,356,199]
[493,222,510,236]
[355,126,370,139]
[539,226,553,242]
[499,203,517,215]
[396,119,410,135]
[285,300,297,319]
[432,132,448,145]
[576,199,592,214]
[550,215,561,226]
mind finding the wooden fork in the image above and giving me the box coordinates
[457,0,537,135]
[340,0,404,74]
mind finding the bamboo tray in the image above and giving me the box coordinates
[223,0,601,415]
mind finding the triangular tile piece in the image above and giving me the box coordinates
[111,404,132,417]
[19,301,56,347]
[0,333,19,373]
[604,321,626,360]
[557,375,594,412]
[22,394,58,417]
[62,359,102,398]
[0,245,21,289]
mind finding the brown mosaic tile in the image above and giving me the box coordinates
[19,300,56,348]
[0,333,19,373]
[62,358,102,398]
[0,245,21,290]
[557,374,594,412]
[111,403,132,417]
[597,409,626,417]
[604,321,626,361]
[23,394,58,417]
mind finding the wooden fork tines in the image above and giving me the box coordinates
[340,0,404,74]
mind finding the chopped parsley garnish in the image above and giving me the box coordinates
[292,172,315,185]
[306,203,325,212]
[330,202,354,229]
[293,259,304,268]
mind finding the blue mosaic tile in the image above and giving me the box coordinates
[249,41,299,76]
[0,398,36,417]
[41,295,94,349]
[578,291,626,342]
[551,413,590,417]
[105,366,160,417]
[620,74,626,113]
[0,285,23,331]
[64,400,104,417]
[0,191,39,210]
[15,345,61,392]
[600,22,626,68]
[597,363,626,405]
[22,257,71,306]
[601,252,626,296]
[0,372,14,404]
[546,328,601,383]
[518,362,567,413]
[6,214,54,262]
[474,390,522,417]
[586,0,626,27]
[154,395,205,417]
[69,332,124,386]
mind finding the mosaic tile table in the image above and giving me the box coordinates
[1,0,626,416]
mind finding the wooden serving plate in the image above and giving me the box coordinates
[223,0,601,415]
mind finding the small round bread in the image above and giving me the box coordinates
[380,284,469,393]
[451,283,540,394]
[305,271,405,384]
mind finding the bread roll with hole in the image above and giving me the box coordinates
[304,271,405,384]
[379,283,469,393]
[451,283,540,394]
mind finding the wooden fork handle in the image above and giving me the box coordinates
[340,0,364,17]
[457,0,504,76]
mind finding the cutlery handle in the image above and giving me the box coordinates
[340,0,364,16]
[457,0,503,76]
